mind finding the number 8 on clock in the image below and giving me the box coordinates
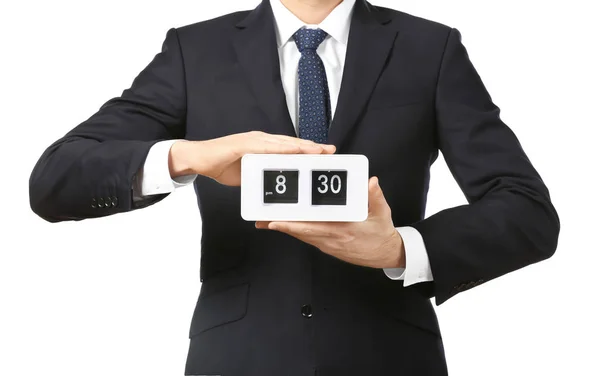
[263,170,299,204]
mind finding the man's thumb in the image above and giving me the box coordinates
[368,176,387,214]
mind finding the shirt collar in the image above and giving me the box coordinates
[270,0,356,48]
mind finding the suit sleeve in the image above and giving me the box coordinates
[411,28,560,305]
[29,28,187,222]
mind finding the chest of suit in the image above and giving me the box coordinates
[180,16,444,227]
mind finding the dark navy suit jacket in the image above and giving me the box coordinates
[29,1,559,375]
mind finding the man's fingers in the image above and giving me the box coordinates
[256,221,336,238]
[255,221,270,229]
[250,139,335,155]
[252,140,302,154]
[254,133,336,154]
[271,135,336,154]
[249,139,309,154]
[269,221,307,235]
[321,144,337,154]
[256,221,299,234]
[269,134,317,146]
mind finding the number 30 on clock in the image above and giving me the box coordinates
[311,170,347,205]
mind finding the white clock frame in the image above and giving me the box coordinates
[240,154,369,222]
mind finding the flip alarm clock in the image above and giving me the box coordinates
[240,154,369,222]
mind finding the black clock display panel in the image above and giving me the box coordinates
[311,170,347,205]
[263,170,299,204]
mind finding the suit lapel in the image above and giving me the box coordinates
[232,0,397,144]
[328,1,397,149]
[233,1,296,137]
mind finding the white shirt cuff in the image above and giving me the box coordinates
[133,140,197,200]
[383,226,433,287]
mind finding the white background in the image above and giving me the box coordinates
[1,0,598,375]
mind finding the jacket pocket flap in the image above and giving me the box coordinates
[188,283,249,338]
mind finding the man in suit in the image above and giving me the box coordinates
[29,0,560,374]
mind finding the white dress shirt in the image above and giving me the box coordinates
[133,0,433,287]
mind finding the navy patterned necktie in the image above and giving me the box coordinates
[292,28,330,143]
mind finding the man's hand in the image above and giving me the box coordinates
[256,177,405,269]
[168,131,336,186]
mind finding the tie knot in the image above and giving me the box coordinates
[293,28,328,52]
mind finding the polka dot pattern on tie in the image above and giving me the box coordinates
[293,28,331,144]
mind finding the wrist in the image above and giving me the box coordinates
[168,140,196,178]
[385,230,406,269]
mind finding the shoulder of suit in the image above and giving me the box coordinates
[174,9,252,37]
[372,5,453,37]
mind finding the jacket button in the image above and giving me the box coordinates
[91,198,97,209]
[301,304,313,318]
[98,197,104,207]
[111,196,118,207]
[104,197,111,207]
